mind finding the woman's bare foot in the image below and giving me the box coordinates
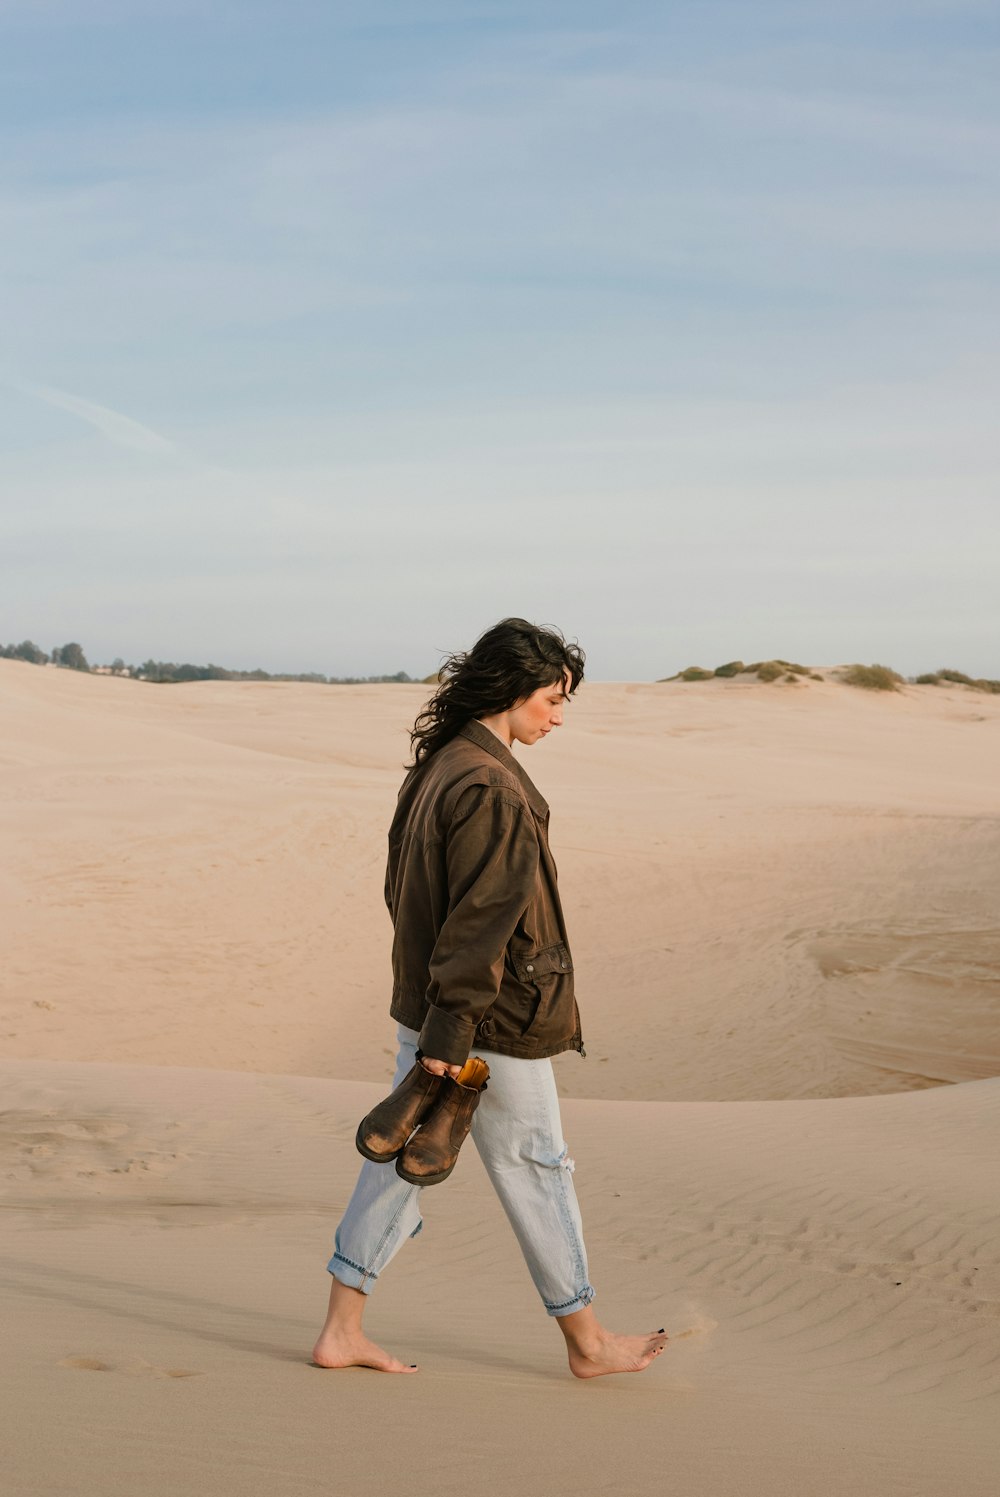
[557,1306,668,1380]
[311,1328,417,1373]
[311,1276,418,1373]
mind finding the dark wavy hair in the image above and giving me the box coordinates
[409,617,585,766]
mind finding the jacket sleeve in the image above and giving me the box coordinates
[418,783,540,1066]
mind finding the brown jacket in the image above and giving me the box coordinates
[386,719,585,1066]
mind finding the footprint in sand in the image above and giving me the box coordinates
[58,1355,202,1378]
[1,1110,187,1184]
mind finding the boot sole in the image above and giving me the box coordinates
[394,1157,458,1187]
[355,1123,405,1163]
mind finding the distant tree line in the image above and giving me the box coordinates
[136,662,415,685]
[0,640,414,685]
[1,640,90,670]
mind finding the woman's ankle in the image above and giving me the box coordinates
[554,1305,604,1352]
[323,1276,368,1330]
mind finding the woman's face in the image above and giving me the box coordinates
[508,674,572,747]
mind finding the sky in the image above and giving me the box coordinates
[1,1,998,680]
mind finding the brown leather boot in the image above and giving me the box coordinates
[395,1057,490,1186]
[356,1062,444,1163]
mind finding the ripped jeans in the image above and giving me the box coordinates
[328,1024,596,1316]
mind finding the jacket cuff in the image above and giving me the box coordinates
[418,1006,477,1068]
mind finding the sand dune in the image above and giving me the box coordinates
[2,1059,998,1495]
[3,660,999,1098]
[2,659,999,1494]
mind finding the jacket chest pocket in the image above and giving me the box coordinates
[511,940,573,986]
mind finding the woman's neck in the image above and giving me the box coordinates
[476,715,514,748]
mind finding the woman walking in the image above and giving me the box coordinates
[312,618,668,1378]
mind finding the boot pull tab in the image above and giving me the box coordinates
[455,1057,490,1090]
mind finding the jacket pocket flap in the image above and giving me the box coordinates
[513,941,573,983]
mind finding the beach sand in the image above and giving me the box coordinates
[2,659,998,1495]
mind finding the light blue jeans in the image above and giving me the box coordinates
[328,1024,596,1317]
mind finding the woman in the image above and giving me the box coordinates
[312,618,668,1378]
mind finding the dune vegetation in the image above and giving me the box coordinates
[661,658,999,692]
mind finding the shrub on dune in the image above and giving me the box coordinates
[934,668,1000,694]
[737,660,814,682]
[775,659,811,675]
[713,660,744,677]
[841,664,903,691]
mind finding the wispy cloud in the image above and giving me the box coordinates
[9,378,177,455]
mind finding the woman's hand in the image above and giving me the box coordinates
[420,1056,463,1079]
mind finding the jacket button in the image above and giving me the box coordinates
[561,961,568,969]
[526,963,534,973]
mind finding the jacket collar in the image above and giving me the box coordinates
[459,719,549,818]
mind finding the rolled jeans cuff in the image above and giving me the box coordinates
[327,1251,375,1294]
[544,1284,597,1318]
